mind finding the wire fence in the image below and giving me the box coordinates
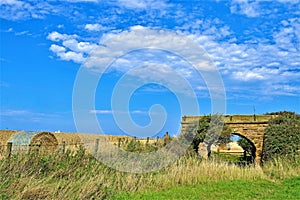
[0,142,90,159]
[0,131,169,161]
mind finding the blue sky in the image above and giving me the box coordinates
[0,0,299,137]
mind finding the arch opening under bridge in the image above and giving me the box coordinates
[231,133,256,163]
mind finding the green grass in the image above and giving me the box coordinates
[116,177,300,200]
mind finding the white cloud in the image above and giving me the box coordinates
[49,43,85,63]
[85,23,104,31]
[232,69,270,81]
[15,30,29,36]
[0,109,61,118]
[62,39,97,53]
[82,26,225,99]
[47,31,78,42]
[230,0,260,17]
[0,0,53,20]
[7,27,13,32]
[87,26,215,71]
[77,23,299,97]
[90,110,149,115]
[33,1,299,98]
[257,83,300,97]
[1,109,31,116]
[273,18,300,51]
[229,0,300,18]
[57,51,85,63]
[175,15,300,97]
[117,0,170,10]
[90,110,112,114]
[184,18,299,82]
[50,44,66,53]
[47,31,97,63]
[0,109,64,125]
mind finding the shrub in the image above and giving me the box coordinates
[262,111,300,162]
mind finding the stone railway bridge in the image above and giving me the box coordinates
[181,115,277,163]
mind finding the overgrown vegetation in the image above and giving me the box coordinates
[237,137,256,163]
[262,111,300,162]
[192,115,232,153]
[1,144,299,199]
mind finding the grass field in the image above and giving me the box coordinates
[0,148,299,199]
[116,177,300,199]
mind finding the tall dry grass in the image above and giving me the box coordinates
[1,147,299,199]
[262,156,300,179]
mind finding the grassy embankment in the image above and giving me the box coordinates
[0,147,299,199]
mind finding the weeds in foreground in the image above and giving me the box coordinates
[0,149,299,199]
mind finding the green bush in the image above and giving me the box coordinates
[262,111,300,162]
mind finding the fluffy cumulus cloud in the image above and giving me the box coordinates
[62,39,97,53]
[85,23,103,31]
[49,44,85,63]
[74,25,226,99]
[85,26,213,69]
[57,51,85,63]
[49,44,66,53]
[47,31,78,42]
[47,31,97,63]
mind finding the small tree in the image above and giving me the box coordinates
[192,114,231,157]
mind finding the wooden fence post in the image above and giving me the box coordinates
[163,131,170,146]
[61,141,66,154]
[6,142,12,160]
[94,139,99,155]
[118,138,121,148]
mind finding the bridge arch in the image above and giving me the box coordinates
[181,115,277,164]
[227,123,267,163]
